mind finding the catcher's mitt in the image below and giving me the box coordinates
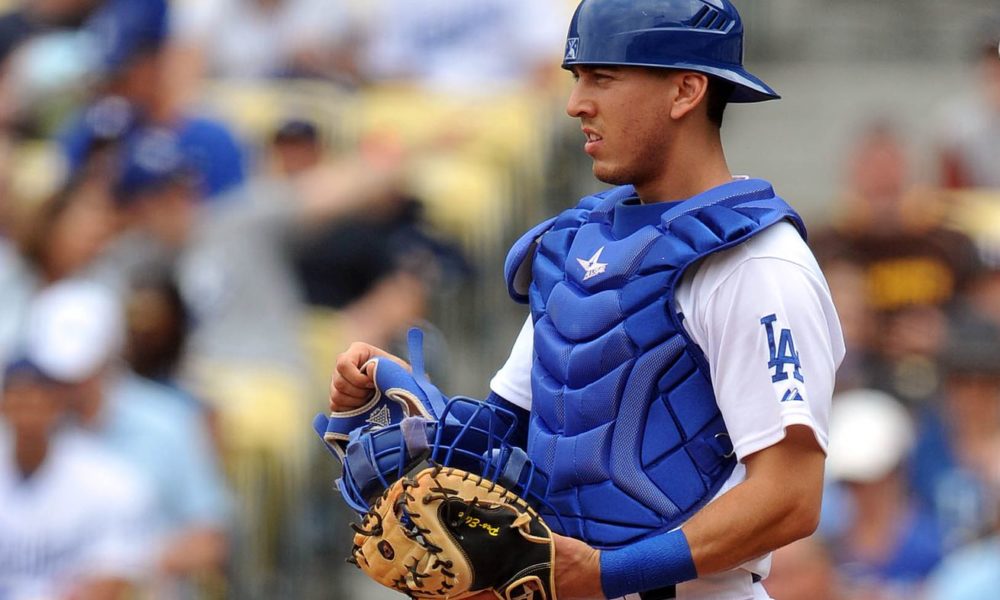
[350,466,556,600]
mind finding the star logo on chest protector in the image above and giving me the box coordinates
[577,247,608,281]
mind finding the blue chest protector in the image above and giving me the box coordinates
[503,179,806,549]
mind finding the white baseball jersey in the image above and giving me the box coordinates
[490,221,845,600]
[0,428,155,599]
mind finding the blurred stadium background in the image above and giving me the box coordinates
[0,0,998,599]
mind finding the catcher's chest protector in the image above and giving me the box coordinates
[504,178,806,548]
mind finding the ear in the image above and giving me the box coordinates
[669,72,710,120]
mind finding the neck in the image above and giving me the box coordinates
[635,127,732,204]
[14,433,49,478]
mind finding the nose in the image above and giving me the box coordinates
[566,80,596,119]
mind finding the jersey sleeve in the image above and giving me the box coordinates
[676,223,845,460]
[489,315,535,411]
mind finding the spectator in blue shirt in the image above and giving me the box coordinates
[825,389,946,598]
[22,278,232,584]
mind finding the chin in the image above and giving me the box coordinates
[592,162,631,186]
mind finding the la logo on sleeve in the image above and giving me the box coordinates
[760,313,804,384]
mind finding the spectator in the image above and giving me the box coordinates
[60,0,247,200]
[123,268,189,387]
[766,536,842,600]
[14,166,117,283]
[0,165,118,363]
[22,279,232,587]
[0,0,98,64]
[0,28,103,136]
[88,124,401,594]
[821,257,876,392]
[825,389,945,599]
[0,1,130,137]
[811,122,981,405]
[171,0,358,83]
[962,260,1000,328]
[96,126,401,373]
[813,122,980,310]
[58,94,139,178]
[268,118,323,177]
[359,0,565,94]
[267,119,470,319]
[911,317,1000,546]
[924,510,1000,600]
[935,21,1000,189]
[121,268,231,458]
[0,356,154,599]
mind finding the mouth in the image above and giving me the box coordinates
[582,128,603,155]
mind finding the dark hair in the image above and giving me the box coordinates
[272,119,320,145]
[124,268,189,381]
[706,77,735,128]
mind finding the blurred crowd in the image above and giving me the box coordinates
[0,0,567,598]
[768,29,1000,600]
[0,0,997,599]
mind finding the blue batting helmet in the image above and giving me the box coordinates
[562,0,779,103]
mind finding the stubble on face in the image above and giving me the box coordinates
[587,71,677,190]
[591,114,672,188]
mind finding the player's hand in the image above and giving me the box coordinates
[461,533,603,600]
[552,533,604,599]
[440,533,604,600]
[328,342,409,412]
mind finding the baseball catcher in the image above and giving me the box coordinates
[314,330,558,600]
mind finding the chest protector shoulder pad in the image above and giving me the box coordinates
[503,179,805,548]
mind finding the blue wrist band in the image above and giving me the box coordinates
[600,529,698,598]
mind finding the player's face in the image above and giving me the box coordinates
[566,66,678,189]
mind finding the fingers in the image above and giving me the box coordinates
[328,343,411,412]
[329,344,376,412]
[340,343,377,388]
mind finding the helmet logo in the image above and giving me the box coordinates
[565,38,580,61]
